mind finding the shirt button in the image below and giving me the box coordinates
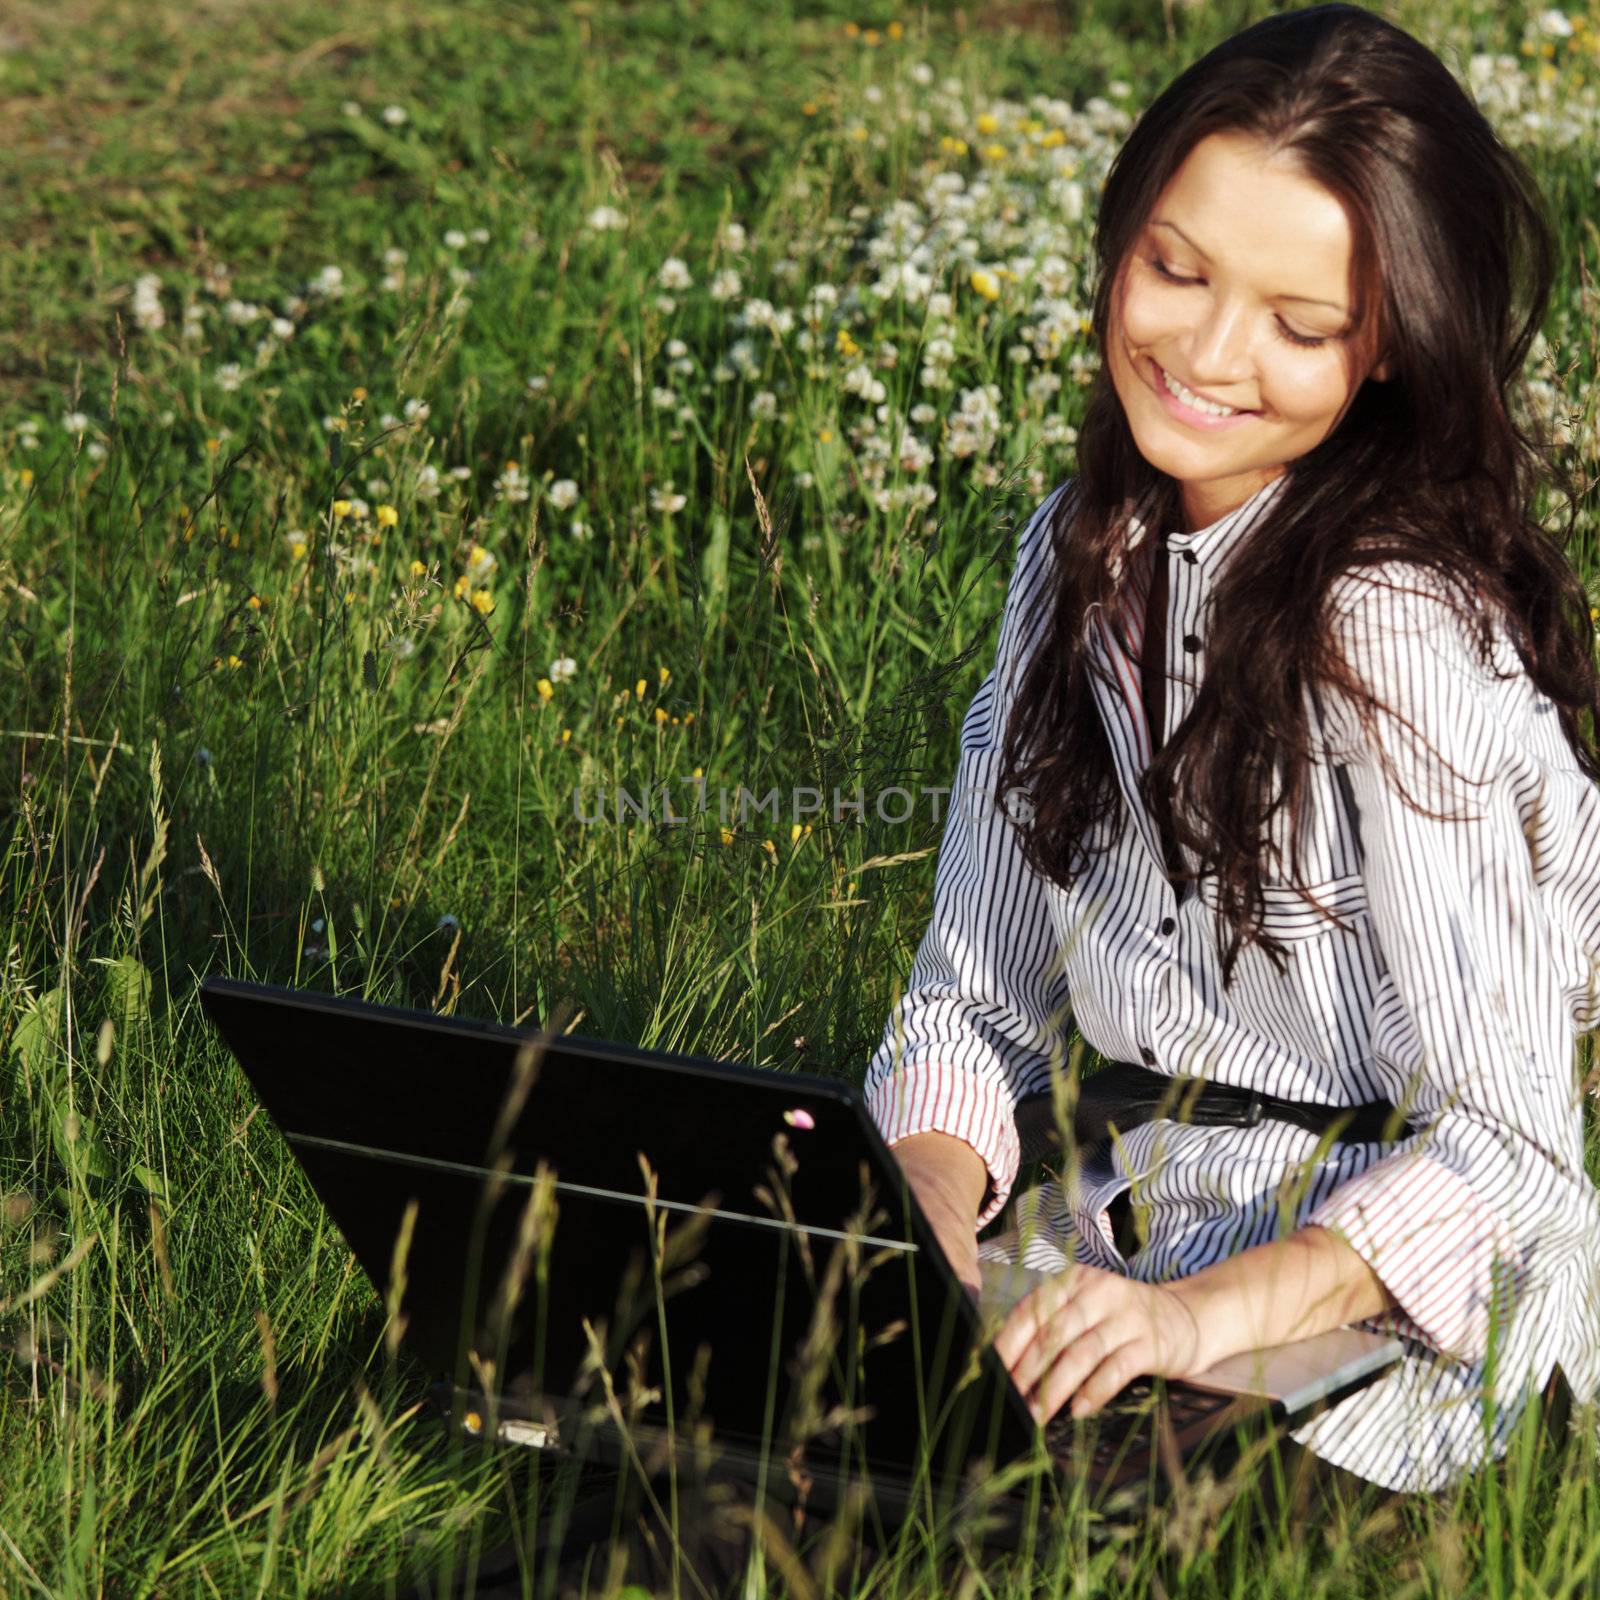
[1159,917,1176,936]
[1182,633,1202,653]
[1139,1045,1157,1066]
[1182,550,1198,565]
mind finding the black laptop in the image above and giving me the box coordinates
[198,977,1403,1538]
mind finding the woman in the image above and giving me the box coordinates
[867,2,1600,1498]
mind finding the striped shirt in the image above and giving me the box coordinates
[865,473,1600,1492]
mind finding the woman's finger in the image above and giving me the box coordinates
[1028,1319,1130,1424]
[996,1275,1094,1390]
[1066,1337,1149,1417]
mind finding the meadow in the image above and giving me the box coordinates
[2,0,1600,1593]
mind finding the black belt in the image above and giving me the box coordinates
[1015,1059,1415,1168]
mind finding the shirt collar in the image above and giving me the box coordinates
[1125,473,1290,571]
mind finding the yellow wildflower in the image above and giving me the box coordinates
[863,27,879,45]
[981,142,1007,162]
[976,112,1000,135]
[658,665,671,686]
[205,438,220,454]
[409,559,427,577]
[843,19,859,36]
[227,654,243,670]
[848,125,869,143]
[246,594,263,610]
[970,268,1001,301]
[560,727,572,742]
[536,678,554,700]
[939,135,969,158]
[887,20,902,38]
[720,827,734,845]
[635,678,647,699]
[683,711,695,725]
[762,839,778,862]
[290,538,308,559]
[332,499,353,520]
[1040,128,1066,149]
[453,574,470,600]
[470,588,495,614]
[654,706,668,724]
[801,101,818,116]
[376,504,399,528]
[818,428,834,445]
[19,468,33,486]
[352,386,368,402]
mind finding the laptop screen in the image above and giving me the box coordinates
[199,978,1039,1492]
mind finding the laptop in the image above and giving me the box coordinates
[197,976,1403,1539]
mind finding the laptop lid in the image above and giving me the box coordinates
[199,977,1040,1498]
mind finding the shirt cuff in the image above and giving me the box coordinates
[865,1061,1022,1228]
[1305,1147,1516,1362]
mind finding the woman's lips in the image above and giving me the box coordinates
[1146,357,1259,431]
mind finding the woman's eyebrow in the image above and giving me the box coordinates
[1149,218,1352,316]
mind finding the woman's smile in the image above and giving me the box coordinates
[1143,355,1261,432]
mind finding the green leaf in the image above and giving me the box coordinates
[133,1164,169,1203]
[11,987,64,1077]
[97,955,152,1035]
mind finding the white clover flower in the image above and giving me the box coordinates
[1539,8,1574,36]
[348,497,371,521]
[549,655,578,683]
[466,543,497,579]
[665,337,689,359]
[654,295,678,315]
[415,464,441,500]
[383,246,409,268]
[910,62,934,86]
[751,390,778,421]
[450,465,473,480]
[381,104,408,126]
[650,385,678,411]
[380,272,405,294]
[650,483,687,515]
[132,273,165,332]
[548,478,579,510]
[448,266,474,287]
[468,227,490,244]
[843,364,887,404]
[268,316,295,340]
[494,463,530,503]
[342,100,362,117]
[378,413,399,428]
[312,265,345,297]
[215,362,245,392]
[585,204,626,231]
[86,440,107,461]
[403,398,431,422]
[63,411,90,433]
[794,470,815,490]
[526,375,548,394]
[390,636,418,660]
[717,220,748,254]
[443,228,467,249]
[364,476,389,497]
[709,269,743,302]
[223,298,262,325]
[657,256,693,290]
[569,518,593,541]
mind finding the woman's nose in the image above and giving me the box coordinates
[1182,300,1256,387]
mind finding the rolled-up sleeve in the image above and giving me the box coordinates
[1305,564,1599,1363]
[864,481,1077,1226]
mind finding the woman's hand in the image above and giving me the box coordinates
[888,1131,989,1304]
[994,1263,1206,1423]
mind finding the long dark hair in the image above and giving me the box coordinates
[995,2,1599,987]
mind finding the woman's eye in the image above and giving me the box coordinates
[1149,256,1197,286]
[1147,256,1329,349]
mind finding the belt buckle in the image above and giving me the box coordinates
[1243,1094,1265,1129]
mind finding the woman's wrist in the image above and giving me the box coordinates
[1163,1225,1394,1374]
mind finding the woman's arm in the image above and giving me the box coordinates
[995,1225,1392,1421]
[866,481,1078,1233]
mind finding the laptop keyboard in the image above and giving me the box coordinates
[1043,1379,1237,1478]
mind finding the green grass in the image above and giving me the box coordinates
[2,0,1600,1592]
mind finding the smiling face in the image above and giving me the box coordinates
[1106,129,1391,534]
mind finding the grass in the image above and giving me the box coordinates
[1,0,1600,1592]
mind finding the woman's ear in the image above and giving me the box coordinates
[1369,353,1392,383]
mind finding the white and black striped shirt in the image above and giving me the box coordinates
[865,473,1600,1492]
